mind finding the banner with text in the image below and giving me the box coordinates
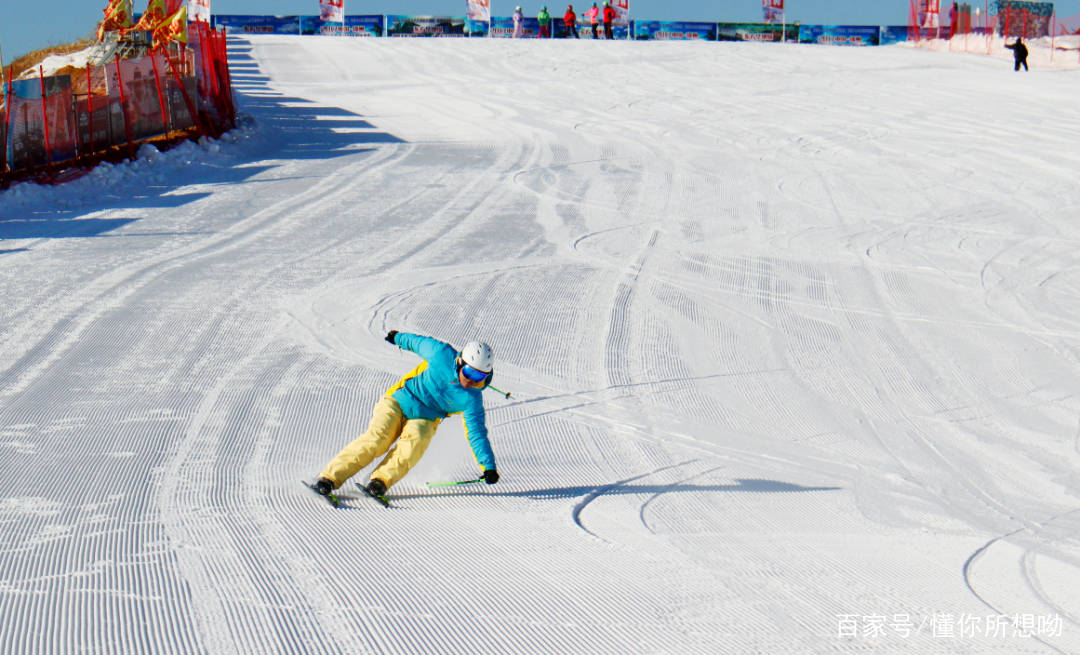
[308,15,383,36]
[215,15,303,34]
[489,16,540,37]
[798,25,881,45]
[716,22,796,42]
[386,15,466,36]
[633,21,716,40]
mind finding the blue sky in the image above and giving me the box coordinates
[4,0,1079,62]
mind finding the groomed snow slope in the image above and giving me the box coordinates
[1,35,1079,654]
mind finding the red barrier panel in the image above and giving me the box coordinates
[38,67,52,164]
[1,26,235,184]
[7,73,76,170]
[1,69,10,173]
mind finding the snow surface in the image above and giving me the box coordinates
[2,34,1080,654]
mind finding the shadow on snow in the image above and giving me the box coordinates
[0,36,405,246]
[394,478,843,501]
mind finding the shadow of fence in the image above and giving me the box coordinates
[0,36,405,247]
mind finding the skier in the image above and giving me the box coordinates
[564,4,579,38]
[313,332,500,500]
[584,2,600,39]
[602,1,616,40]
[513,6,525,38]
[538,5,552,38]
[1005,36,1028,71]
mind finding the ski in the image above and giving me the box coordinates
[302,480,340,508]
[355,483,391,508]
[426,478,483,488]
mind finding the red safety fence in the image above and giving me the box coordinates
[0,22,235,186]
[909,1,1058,41]
[1049,13,1080,64]
[908,1,1080,63]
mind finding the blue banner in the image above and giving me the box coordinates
[716,22,796,42]
[879,25,910,45]
[305,16,385,37]
[489,16,539,38]
[798,25,881,46]
[633,21,716,41]
[215,15,304,35]
[573,21,630,39]
[465,19,490,36]
[385,15,466,37]
[10,75,71,100]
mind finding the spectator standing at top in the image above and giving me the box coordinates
[513,5,524,38]
[602,1,616,39]
[1005,36,1029,71]
[948,2,958,38]
[564,4,579,38]
[585,2,600,38]
[538,5,552,38]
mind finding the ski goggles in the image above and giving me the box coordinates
[460,363,491,382]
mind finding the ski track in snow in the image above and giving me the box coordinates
[1,35,1079,653]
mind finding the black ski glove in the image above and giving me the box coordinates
[385,330,399,345]
[481,469,499,485]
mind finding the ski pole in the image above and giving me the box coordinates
[426,478,483,487]
[487,384,512,399]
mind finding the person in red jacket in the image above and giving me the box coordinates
[564,4,579,38]
[602,1,616,40]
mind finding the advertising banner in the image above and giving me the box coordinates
[386,15,466,36]
[8,86,49,169]
[119,56,169,139]
[633,21,716,40]
[798,25,881,45]
[762,0,784,23]
[464,18,490,36]
[997,0,1054,37]
[7,76,77,169]
[489,16,540,37]
[189,0,211,22]
[879,25,910,44]
[74,95,115,152]
[215,15,303,34]
[164,75,198,131]
[716,22,794,42]
[612,0,630,24]
[307,15,384,36]
[319,0,344,23]
[466,0,490,22]
[573,17,629,39]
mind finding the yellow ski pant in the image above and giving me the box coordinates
[319,396,440,490]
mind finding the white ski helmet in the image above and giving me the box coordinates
[459,340,494,373]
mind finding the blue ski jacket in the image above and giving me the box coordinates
[386,332,495,471]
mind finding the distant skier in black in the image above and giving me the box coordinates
[1005,37,1028,71]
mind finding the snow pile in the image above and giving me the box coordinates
[0,117,256,211]
[904,32,1080,66]
[14,33,123,80]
